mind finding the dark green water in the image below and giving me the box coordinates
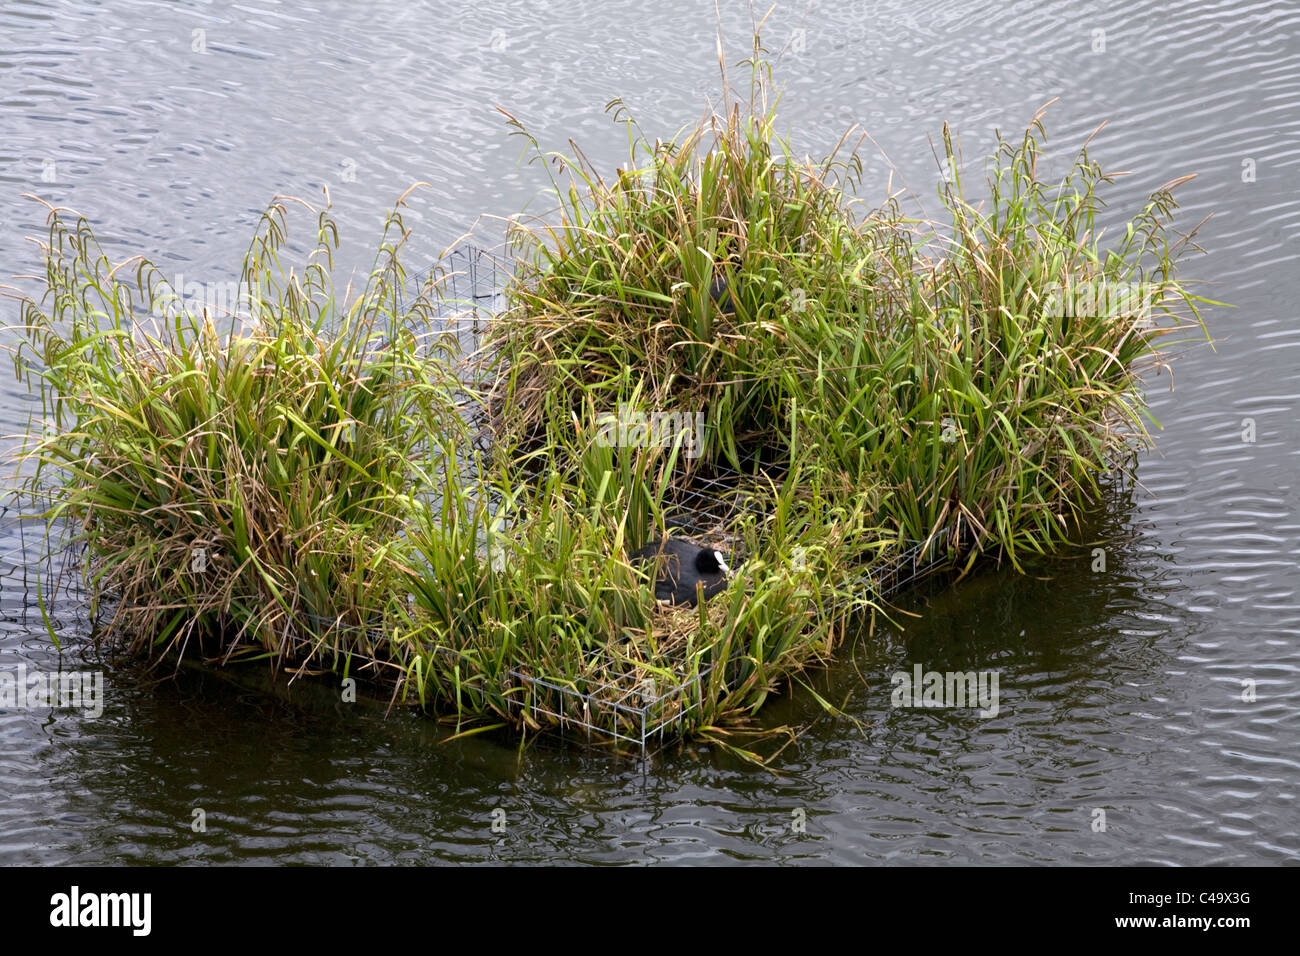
[2,0,1297,864]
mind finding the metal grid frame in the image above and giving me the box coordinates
[400,242,509,362]
[496,529,953,754]
[503,653,718,752]
[0,499,91,607]
[2,242,960,755]
[402,243,960,752]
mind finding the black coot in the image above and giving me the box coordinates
[628,537,730,607]
[709,274,735,316]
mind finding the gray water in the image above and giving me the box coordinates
[1,0,1297,865]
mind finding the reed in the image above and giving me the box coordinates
[11,194,466,676]
[393,436,886,734]
[485,57,1212,571]
[8,48,1213,744]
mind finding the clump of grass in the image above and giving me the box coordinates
[7,44,1216,748]
[394,434,886,735]
[485,55,1213,572]
[488,58,864,471]
[11,193,467,674]
[783,119,1214,567]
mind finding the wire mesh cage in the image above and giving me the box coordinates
[504,652,718,752]
[497,531,952,754]
[0,500,91,610]
[390,242,961,753]
[4,240,959,755]
[401,242,509,364]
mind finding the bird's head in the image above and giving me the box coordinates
[696,548,729,577]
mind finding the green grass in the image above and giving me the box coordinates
[486,57,1214,572]
[11,193,467,677]
[394,439,887,735]
[6,47,1215,747]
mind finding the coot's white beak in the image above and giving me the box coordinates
[714,551,729,576]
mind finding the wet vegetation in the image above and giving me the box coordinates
[7,50,1211,748]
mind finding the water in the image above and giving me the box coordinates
[2,0,1297,864]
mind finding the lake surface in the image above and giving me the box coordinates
[1,0,1297,864]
